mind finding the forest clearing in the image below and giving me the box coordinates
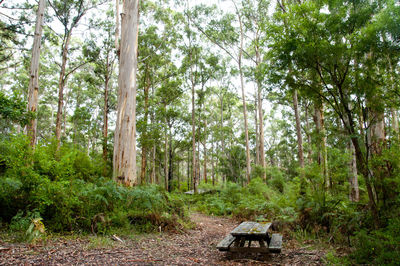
[1,212,329,265]
[1,0,400,264]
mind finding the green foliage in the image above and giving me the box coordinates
[194,177,297,222]
[250,164,265,180]
[265,166,286,193]
[0,136,187,234]
[351,217,400,265]
[0,92,32,126]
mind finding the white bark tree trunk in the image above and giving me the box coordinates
[55,31,71,151]
[115,0,120,56]
[348,140,359,202]
[392,109,399,140]
[256,46,266,180]
[26,0,45,147]
[237,10,251,184]
[113,0,140,186]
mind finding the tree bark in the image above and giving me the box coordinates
[237,11,251,184]
[220,93,226,184]
[348,140,359,202]
[26,0,45,148]
[315,101,329,187]
[115,0,120,57]
[55,31,72,152]
[305,103,312,164]
[140,74,150,184]
[164,114,169,191]
[203,118,207,183]
[102,55,110,175]
[256,46,266,180]
[293,89,304,168]
[187,149,190,190]
[255,95,259,165]
[113,0,140,186]
[341,99,379,227]
[151,144,156,184]
[392,109,399,140]
[212,132,215,186]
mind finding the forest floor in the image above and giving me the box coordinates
[0,212,331,265]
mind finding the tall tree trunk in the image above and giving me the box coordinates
[177,159,180,190]
[293,89,305,194]
[191,75,197,192]
[370,106,386,205]
[197,141,201,184]
[115,0,120,57]
[255,95,259,165]
[293,89,304,168]
[220,94,226,184]
[190,61,197,193]
[168,138,173,191]
[256,46,266,180]
[113,0,140,186]
[237,12,251,184]
[151,144,156,184]
[150,82,156,184]
[392,109,399,140]
[102,61,110,175]
[212,132,215,186]
[388,58,399,140]
[55,31,72,152]
[140,148,147,184]
[26,0,45,148]
[62,86,69,138]
[187,6,197,194]
[315,101,329,188]
[187,149,190,190]
[348,140,359,202]
[203,118,207,184]
[164,115,169,191]
[305,103,312,164]
[140,74,150,184]
[342,100,379,227]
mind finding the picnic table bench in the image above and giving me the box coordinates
[217,221,282,254]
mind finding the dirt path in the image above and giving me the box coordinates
[0,213,326,265]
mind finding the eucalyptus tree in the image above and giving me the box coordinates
[113,0,140,186]
[241,0,270,180]
[26,0,46,147]
[179,1,207,192]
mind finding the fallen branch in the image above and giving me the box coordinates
[111,235,124,243]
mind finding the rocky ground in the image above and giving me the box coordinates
[0,213,328,265]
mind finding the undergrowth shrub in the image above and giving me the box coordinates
[351,217,400,265]
[194,177,297,222]
[0,135,188,235]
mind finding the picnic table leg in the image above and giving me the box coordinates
[248,240,252,247]
[239,237,246,247]
[233,237,242,247]
[266,234,271,245]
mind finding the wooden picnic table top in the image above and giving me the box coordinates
[230,221,272,237]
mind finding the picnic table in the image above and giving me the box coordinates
[217,221,282,254]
